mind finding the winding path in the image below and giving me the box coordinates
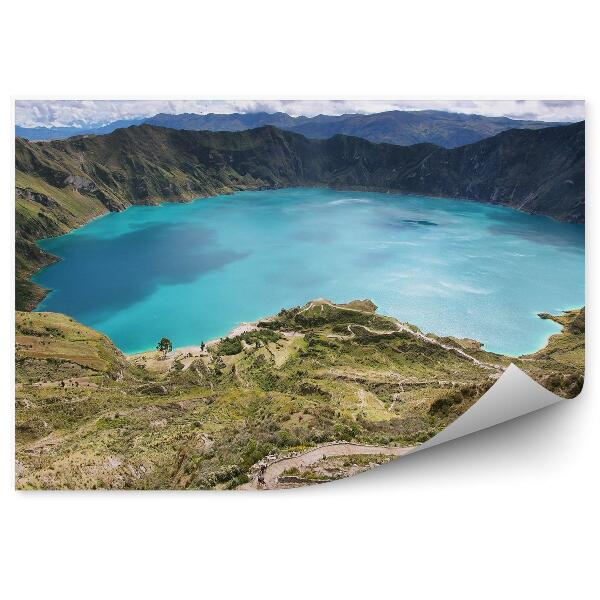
[320,299,505,373]
[239,442,413,490]
[238,300,504,490]
[391,323,505,372]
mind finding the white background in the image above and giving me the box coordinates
[1,1,597,598]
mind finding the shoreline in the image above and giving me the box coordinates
[126,320,262,365]
[23,190,584,359]
[30,294,582,362]
[123,304,584,368]
[24,184,584,311]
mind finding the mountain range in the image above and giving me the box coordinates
[15,118,145,142]
[15,121,584,310]
[16,109,565,148]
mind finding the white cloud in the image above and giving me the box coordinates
[15,99,585,128]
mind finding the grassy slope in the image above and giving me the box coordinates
[15,171,109,309]
[511,309,585,397]
[15,300,584,490]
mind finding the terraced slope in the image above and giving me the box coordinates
[15,300,584,490]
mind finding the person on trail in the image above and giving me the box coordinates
[257,464,266,487]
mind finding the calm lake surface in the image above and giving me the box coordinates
[34,188,585,356]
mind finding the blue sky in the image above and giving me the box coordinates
[15,99,585,128]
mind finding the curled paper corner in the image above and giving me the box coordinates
[411,364,565,454]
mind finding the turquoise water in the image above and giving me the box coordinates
[33,188,585,356]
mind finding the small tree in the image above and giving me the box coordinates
[200,341,206,352]
[156,337,172,359]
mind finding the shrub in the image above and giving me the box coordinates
[214,337,243,355]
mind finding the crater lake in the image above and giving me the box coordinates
[33,188,585,356]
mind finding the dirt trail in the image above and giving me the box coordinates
[391,323,504,372]
[320,299,504,373]
[239,442,413,490]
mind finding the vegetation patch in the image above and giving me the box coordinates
[15,300,584,490]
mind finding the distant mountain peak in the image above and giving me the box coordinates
[16,109,566,147]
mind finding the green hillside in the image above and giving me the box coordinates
[15,300,584,490]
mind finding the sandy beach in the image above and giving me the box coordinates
[126,320,261,371]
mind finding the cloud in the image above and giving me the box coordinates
[15,99,585,128]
